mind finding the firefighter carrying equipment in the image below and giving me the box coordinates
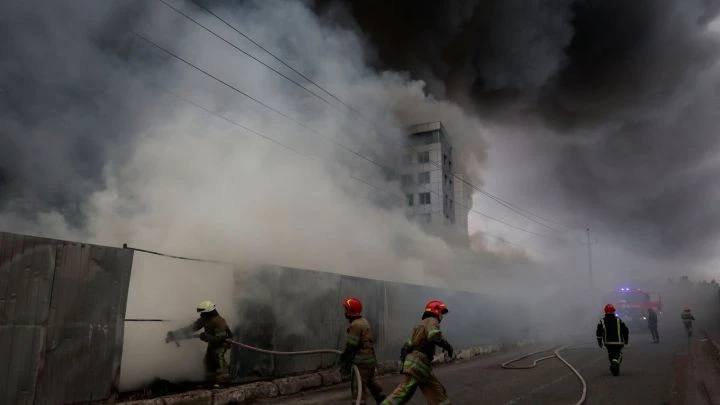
[340,311,387,404]
[344,297,363,318]
[382,302,453,405]
[166,304,233,384]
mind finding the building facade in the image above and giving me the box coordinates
[399,122,470,238]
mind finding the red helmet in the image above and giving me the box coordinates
[684,308,691,312]
[604,304,616,314]
[343,297,362,317]
[425,300,449,317]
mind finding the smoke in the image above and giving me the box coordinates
[0,0,576,390]
[336,0,720,278]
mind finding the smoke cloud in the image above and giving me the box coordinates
[334,0,720,278]
[6,0,718,391]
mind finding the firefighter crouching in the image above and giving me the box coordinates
[381,300,453,405]
[166,300,233,386]
[339,297,387,405]
[596,304,629,376]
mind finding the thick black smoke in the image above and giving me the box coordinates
[321,0,720,262]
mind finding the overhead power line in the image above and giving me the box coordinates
[131,26,570,243]
[173,0,578,236]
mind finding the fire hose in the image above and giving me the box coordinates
[501,346,587,405]
[169,336,363,405]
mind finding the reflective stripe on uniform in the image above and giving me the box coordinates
[346,333,360,346]
[352,353,377,365]
[427,328,441,340]
[601,318,624,344]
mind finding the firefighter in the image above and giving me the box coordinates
[339,297,387,405]
[681,308,695,337]
[165,301,233,386]
[647,308,659,343]
[596,304,629,376]
[381,300,453,405]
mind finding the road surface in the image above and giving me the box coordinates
[253,323,696,404]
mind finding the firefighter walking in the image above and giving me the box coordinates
[381,300,453,405]
[647,308,659,343]
[596,304,629,376]
[339,297,387,405]
[166,301,233,386]
[681,308,695,337]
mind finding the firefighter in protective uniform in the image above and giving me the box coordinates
[596,304,629,376]
[339,297,387,404]
[165,301,233,386]
[381,300,453,405]
[681,308,695,337]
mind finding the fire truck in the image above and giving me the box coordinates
[603,288,662,333]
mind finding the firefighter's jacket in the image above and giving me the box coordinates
[400,316,453,382]
[647,311,658,327]
[340,317,377,367]
[180,314,233,349]
[596,314,629,346]
[681,312,695,325]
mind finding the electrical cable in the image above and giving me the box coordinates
[150,1,576,241]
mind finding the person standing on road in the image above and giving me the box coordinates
[681,308,695,337]
[165,300,233,387]
[381,300,453,405]
[596,304,629,376]
[647,308,659,343]
[339,297,387,405]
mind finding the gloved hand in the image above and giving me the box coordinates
[165,331,176,343]
[445,344,454,359]
[199,332,209,342]
[400,345,411,359]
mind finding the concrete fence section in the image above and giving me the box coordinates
[0,231,134,405]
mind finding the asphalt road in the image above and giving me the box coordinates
[254,323,691,405]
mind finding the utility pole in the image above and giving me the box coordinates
[586,227,594,289]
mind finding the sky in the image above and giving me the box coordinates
[2,0,720,289]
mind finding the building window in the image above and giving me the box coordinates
[407,194,414,206]
[402,154,412,165]
[418,151,430,164]
[418,172,430,185]
[401,174,413,186]
[419,192,431,205]
[444,174,448,183]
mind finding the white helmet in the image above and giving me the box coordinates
[197,300,216,313]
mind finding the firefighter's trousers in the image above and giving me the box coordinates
[204,345,230,384]
[351,365,387,404]
[381,373,450,405]
[605,344,623,365]
[649,325,659,342]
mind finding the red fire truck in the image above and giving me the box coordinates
[603,288,662,333]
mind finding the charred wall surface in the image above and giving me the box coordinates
[0,231,134,405]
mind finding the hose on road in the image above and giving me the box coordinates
[226,339,363,405]
[501,346,587,405]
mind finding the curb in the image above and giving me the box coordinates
[118,340,532,405]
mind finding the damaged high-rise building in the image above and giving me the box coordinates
[399,122,471,244]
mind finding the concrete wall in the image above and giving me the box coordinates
[0,231,134,405]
